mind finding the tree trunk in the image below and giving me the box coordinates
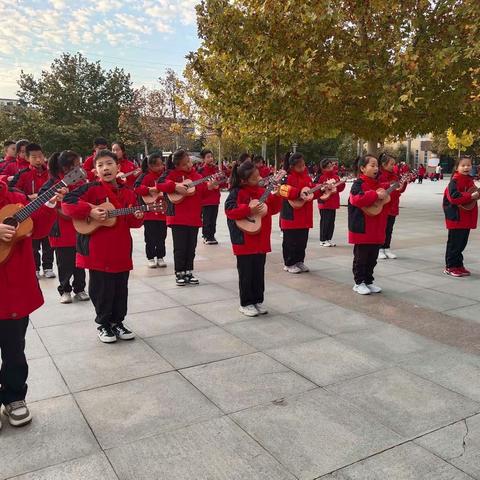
[406,137,412,166]
[143,138,149,156]
[261,138,267,164]
[218,136,223,168]
[366,140,379,155]
[274,136,280,170]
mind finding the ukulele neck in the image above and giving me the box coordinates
[107,204,149,218]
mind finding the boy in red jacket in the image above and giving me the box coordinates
[10,143,55,279]
[1,140,29,181]
[198,149,221,245]
[316,158,346,247]
[0,141,16,175]
[0,180,61,428]
[82,137,108,182]
[62,150,144,343]
[443,156,479,277]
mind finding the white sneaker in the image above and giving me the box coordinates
[367,283,382,293]
[254,303,268,315]
[44,269,56,278]
[157,258,167,268]
[74,291,90,302]
[296,262,310,273]
[283,265,288,271]
[36,271,41,279]
[384,249,397,259]
[147,259,157,268]
[286,265,302,274]
[327,240,336,247]
[319,241,330,247]
[353,283,371,295]
[60,292,72,304]
[239,305,259,317]
[378,249,387,260]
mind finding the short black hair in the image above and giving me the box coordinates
[26,143,43,157]
[3,140,15,149]
[94,137,108,147]
[238,152,251,164]
[200,149,213,159]
[253,155,264,164]
[94,149,118,165]
[15,139,29,151]
[320,158,333,170]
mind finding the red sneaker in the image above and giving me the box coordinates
[458,267,471,277]
[444,268,463,277]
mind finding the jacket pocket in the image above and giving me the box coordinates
[281,199,294,221]
[348,203,365,234]
[76,234,90,256]
[227,219,245,245]
[443,197,460,222]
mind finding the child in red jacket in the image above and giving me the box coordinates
[0,180,60,427]
[10,143,55,279]
[348,155,392,295]
[82,137,108,182]
[0,141,16,178]
[40,151,90,304]
[62,150,144,343]
[134,152,168,268]
[112,141,140,189]
[198,149,221,245]
[443,156,479,277]
[155,149,214,286]
[225,161,282,317]
[316,158,346,247]
[377,153,408,260]
[1,140,29,181]
[279,152,320,274]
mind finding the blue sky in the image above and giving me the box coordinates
[0,0,200,98]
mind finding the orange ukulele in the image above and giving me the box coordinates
[167,172,226,204]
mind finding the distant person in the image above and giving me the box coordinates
[112,142,139,189]
[1,140,29,180]
[418,164,426,183]
[253,155,270,178]
[435,164,442,181]
[82,137,108,181]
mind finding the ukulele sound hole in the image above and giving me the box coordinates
[245,217,255,224]
[3,217,18,229]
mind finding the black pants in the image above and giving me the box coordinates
[445,229,470,268]
[144,220,167,260]
[202,205,219,240]
[171,225,199,273]
[89,270,129,327]
[320,209,336,242]
[237,254,266,306]
[32,237,54,270]
[353,244,380,285]
[382,215,397,249]
[282,228,309,266]
[55,246,86,295]
[418,176,423,184]
[0,317,29,406]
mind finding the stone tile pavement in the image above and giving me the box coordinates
[2,178,480,479]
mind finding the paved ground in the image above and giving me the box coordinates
[2,178,480,479]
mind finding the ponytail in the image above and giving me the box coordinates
[48,152,62,179]
[284,152,304,171]
[229,160,256,190]
[141,156,148,173]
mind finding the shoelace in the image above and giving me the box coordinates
[8,400,26,411]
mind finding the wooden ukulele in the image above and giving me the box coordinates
[167,172,226,204]
[288,179,347,209]
[118,168,141,180]
[73,202,164,235]
[235,170,287,235]
[0,167,86,265]
[459,186,480,211]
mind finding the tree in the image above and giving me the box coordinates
[447,128,474,158]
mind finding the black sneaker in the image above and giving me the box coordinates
[206,238,218,245]
[2,400,32,427]
[176,272,186,286]
[112,323,135,341]
[97,325,117,343]
[185,271,199,285]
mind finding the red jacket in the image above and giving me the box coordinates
[156,168,208,227]
[196,163,221,206]
[0,181,56,320]
[119,158,139,189]
[40,175,86,247]
[377,169,406,216]
[83,153,97,181]
[1,157,30,178]
[258,165,271,178]
[279,169,319,230]
[443,173,478,230]
[348,175,390,244]
[316,171,346,210]
[134,170,166,221]
[62,182,143,272]
[225,185,282,255]
[9,166,49,197]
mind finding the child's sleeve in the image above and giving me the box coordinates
[134,173,150,197]
[277,176,301,200]
[446,180,473,205]
[266,192,283,215]
[156,170,176,194]
[61,184,93,219]
[225,188,251,219]
[349,181,378,207]
[8,170,24,191]
[127,190,144,228]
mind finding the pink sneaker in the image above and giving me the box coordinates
[444,268,463,278]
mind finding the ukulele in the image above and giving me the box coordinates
[0,167,86,265]
[235,170,287,235]
[167,172,226,204]
[288,178,348,209]
[73,202,164,235]
[117,168,141,180]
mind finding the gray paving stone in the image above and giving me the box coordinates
[322,443,473,479]
[181,352,315,413]
[146,326,256,369]
[30,301,92,328]
[27,356,69,403]
[446,303,480,324]
[415,414,480,480]
[264,291,330,314]
[0,395,99,480]
[11,453,118,480]
[224,315,324,350]
[25,327,48,360]
[107,417,295,480]
[267,337,387,386]
[395,288,477,312]
[126,306,212,338]
[127,291,179,314]
[289,305,383,335]
[329,368,480,438]
[75,372,221,449]
[163,284,236,306]
[431,279,480,301]
[53,339,172,392]
[188,299,260,325]
[230,389,401,480]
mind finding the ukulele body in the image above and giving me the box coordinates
[362,190,391,217]
[142,190,163,204]
[288,187,314,209]
[459,187,479,211]
[235,199,268,235]
[73,202,117,235]
[167,180,196,204]
[0,204,34,265]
